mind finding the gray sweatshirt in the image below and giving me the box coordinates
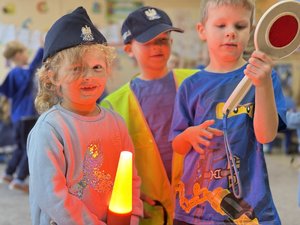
[27,104,143,225]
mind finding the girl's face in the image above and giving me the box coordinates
[197,4,251,69]
[58,50,108,115]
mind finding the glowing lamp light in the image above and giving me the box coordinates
[108,151,132,225]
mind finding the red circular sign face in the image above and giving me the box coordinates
[269,15,298,48]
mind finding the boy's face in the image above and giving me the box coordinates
[197,4,251,65]
[124,32,172,74]
[12,50,28,66]
[58,50,108,111]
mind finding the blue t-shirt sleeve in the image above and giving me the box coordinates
[0,69,20,97]
[272,70,287,131]
[28,48,43,74]
[169,81,193,141]
[0,48,43,97]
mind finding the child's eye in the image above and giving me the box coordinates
[71,66,82,74]
[235,24,247,30]
[93,65,104,72]
[216,24,226,28]
[160,38,169,44]
[152,38,170,45]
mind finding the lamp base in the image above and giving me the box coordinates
[107,210,131,225]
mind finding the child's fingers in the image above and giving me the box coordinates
[200,120,223,135]
[192,143,205,154]
[199,127,214,139]
[197,119,215,138]
[140,193,156,206]
[189,120,223,155]
[199,119,215,129]
[207,127,223,136]
[244,68,256,81]
[196,136,211,147]
[248,51,273,75]
[251,50,273,64]
[247,59,261,71]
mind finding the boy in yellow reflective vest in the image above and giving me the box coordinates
[101,6,198,225]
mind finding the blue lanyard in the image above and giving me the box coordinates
[223,112,242,199]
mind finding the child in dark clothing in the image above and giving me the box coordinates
[0,95,16,162]
[0,41,43,192]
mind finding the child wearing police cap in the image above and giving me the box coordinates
[27,7,143,225]
[101,6,198,225]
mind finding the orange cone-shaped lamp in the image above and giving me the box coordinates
[108,151,132,225]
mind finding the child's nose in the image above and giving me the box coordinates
[226,31,236,39]
[82,68,92,78]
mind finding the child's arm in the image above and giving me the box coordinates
[172,120,223,155]
[28,47,44,75]
[170,80,222,155]
[244,50,278,143]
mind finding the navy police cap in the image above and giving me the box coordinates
[43,7,107,61]
[121,6,184,44]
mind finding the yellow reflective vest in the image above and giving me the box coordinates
[101,69,199,225]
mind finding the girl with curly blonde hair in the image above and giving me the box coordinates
[27,7,143,225]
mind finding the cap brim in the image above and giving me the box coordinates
[135,24,184,44]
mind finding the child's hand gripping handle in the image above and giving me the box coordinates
[222,76,252,115]
[222,1,300,115]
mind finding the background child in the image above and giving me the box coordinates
[0,95,16,163]
[169,0,286,224]
[0,40,43,192]
[27,7,142,225]
[101,6,198,225]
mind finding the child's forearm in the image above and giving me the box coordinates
[254,80,278,143]
[130,215,140,225]
[172,131,192,155]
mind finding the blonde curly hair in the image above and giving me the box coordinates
[35,44,116,114]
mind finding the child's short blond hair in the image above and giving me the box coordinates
[200,0,255,26]
[35,44,116,114]
[3,41,26,60]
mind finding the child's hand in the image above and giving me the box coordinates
[244,50,274,87]
[183,120,223,154]
[140,192,156,218]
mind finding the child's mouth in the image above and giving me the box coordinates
[81,85,98,91]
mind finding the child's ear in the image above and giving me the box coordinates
[196,22,206,41]
[123,44,134,57]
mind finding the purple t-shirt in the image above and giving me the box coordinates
[130,71,176,181]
